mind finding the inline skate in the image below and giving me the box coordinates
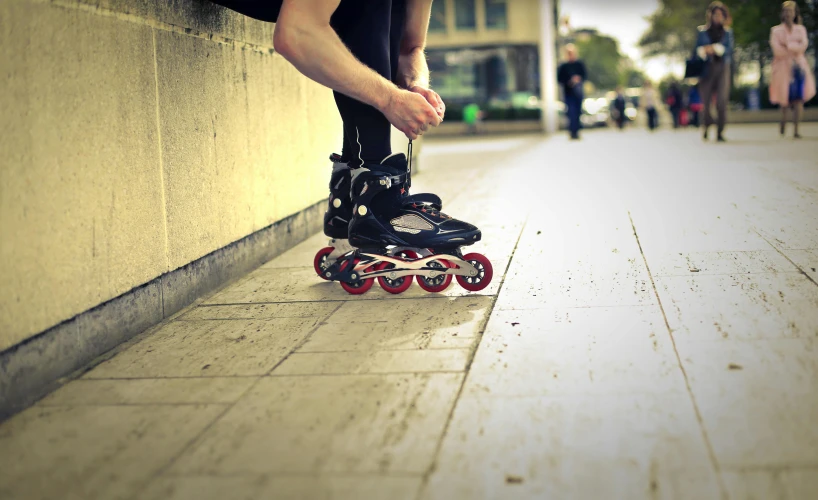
[317,143,493,295]
[313,151,441,290]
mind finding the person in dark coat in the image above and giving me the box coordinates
[667,82,684,128]
[557,44,587,140]
[612,86,627,130]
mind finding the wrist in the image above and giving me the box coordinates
[378,86,399,113]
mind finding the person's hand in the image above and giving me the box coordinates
[408,85,445,120]
[705,45,715,55]
[571,75,582,85]
[381,88,442,140]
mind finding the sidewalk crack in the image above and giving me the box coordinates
[629,211,728,500]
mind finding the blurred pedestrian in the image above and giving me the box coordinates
[688,84,703,127]
[642,81,659,131]
[612,86,627,130]
[694,2,733,142]
[463,102,482,135]
[666,82,684,129]
[557,44,587,140]
[770,1,816,139]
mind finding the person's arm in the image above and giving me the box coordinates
[770,27,788,57]
[273,0,440,139]
[788,26,809,55]
[696,30,711,59]
[396,0,445,119]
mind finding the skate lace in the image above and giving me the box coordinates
[411,203,451,219]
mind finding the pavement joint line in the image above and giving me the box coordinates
[417,213,530,499]
[78,375,262,380]
[628,211,729,500]
[653,270,803,277]
[290,348,476,354]
[176,317,326,321]
[265,371,468,377]
[723,464,818,472]
[264,302,346,376]
[126,385,257,500]
[201,294,495,307]
[125,301,347,498]
[753,230,818,288]
[37,402,233,408]
[161,471,425,478]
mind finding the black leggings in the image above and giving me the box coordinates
[209,0,406,168]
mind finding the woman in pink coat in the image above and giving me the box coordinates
[769,1,815,139]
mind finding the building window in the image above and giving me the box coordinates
[429,1,446,32]
[484,0,507,30]
[455,0,476,30]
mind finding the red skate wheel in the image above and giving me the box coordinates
[339,258,375,295]
[376,258,413,294]
[456,253,493,292]
[416,259,453,293]
[314,247,335,280]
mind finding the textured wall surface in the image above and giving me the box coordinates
[0,0,342,352]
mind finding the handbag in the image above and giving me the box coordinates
[685,57,705,79]
[790,65,805,102]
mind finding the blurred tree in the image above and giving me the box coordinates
[574,31,624,91]
[638,0,711,61]
[620,59,648,88]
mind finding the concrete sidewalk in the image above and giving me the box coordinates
[1,124,817,499]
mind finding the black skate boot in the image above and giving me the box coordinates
[322,146,493,295]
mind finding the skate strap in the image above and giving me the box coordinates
[403,193,442,210]
[380,172,409,188]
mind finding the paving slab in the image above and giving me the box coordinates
[298,296,493,352]
[779,249,818,282]
[676,338,818,468]
[722,468,818,500]
[657,273,818,341]
[0,404,226,500]
[83,317,327,378]
[168,373,463,475]
[463,306,687,397]
[38,378,257,406]
[422,393,719,500]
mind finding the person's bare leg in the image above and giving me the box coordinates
[700,78,714,140]
[793,101,803,138]
[781,106,788,136]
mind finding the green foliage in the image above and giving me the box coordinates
[620,63,647,88]
[638,0,711,61]
[573,31,625,90]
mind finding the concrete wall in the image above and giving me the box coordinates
[426,0,541,48]
[0,0,342,353]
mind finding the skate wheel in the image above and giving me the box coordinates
[339,258,375,295]
[376,251,417,295]
[416,259,453,293]
[456,253,493,292]
[314,247,335,280]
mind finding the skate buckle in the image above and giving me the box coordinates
[379,177,392,189]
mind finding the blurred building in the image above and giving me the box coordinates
[425,0,559,131]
